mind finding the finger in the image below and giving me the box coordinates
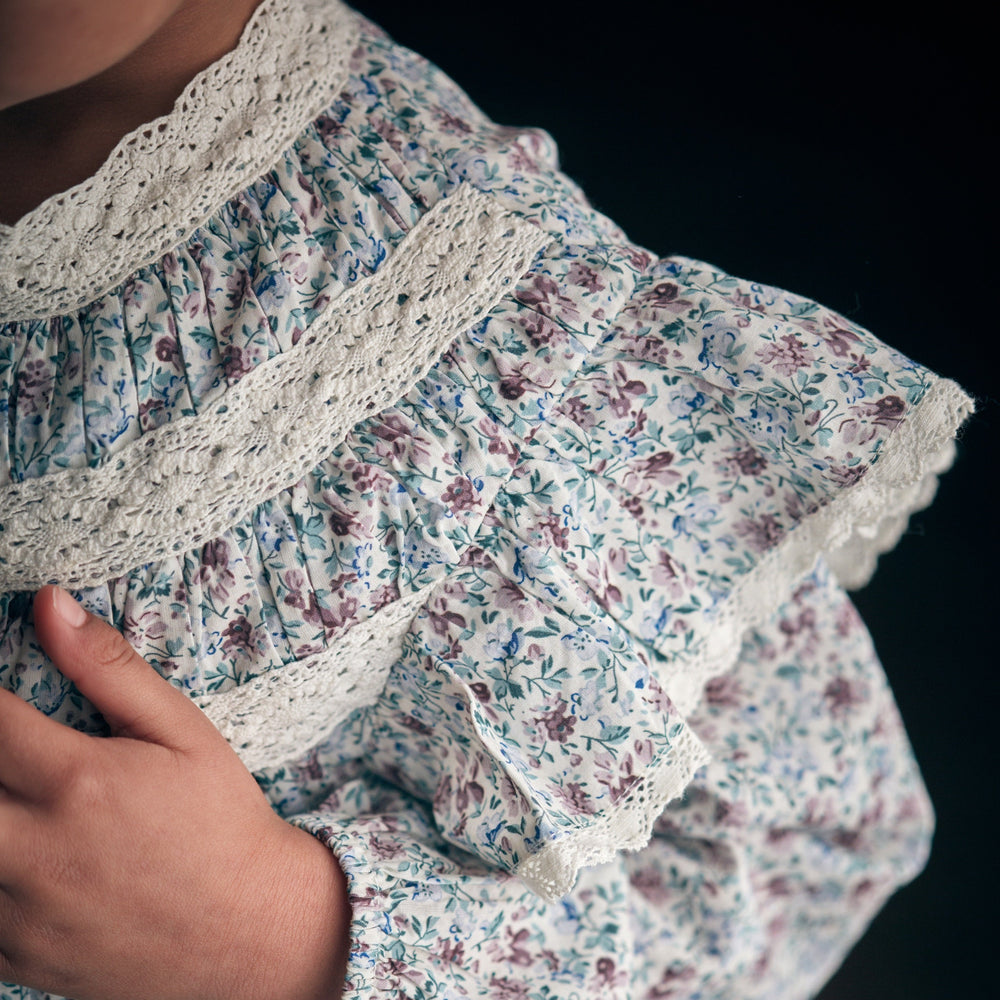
[31,585,218,751]
[0,686,81,799]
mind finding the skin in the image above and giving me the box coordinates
[0,4,351,995]
[0,0,265,224]
[0,587,351,999]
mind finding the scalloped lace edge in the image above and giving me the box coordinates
[0,182,551,590]
[514,376,974,901]
[0,0,360,319]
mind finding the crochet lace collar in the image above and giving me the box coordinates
[0,0,360,321]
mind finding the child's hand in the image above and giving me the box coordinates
[0,585,349,1000]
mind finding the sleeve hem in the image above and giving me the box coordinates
[653,376,975,719]
[286,815,394,999]
[514,722,710,901]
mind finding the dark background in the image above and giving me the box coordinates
[348,4,994,997]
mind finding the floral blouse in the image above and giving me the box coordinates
[0,1,974,998]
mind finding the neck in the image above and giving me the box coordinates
[0,0,264,226]
[2,0,264,140]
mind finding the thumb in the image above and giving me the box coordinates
[32,584,214,750]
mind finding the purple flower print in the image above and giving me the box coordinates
[629,864,670,904]
[432,937,466,967]
[15,359,55,414]
[312,113,346,143]
[516,273,581,324]
[372,410,415,455]
[858,394,906,429]
[499,376,526,400]
[634,449,680,489]
[827,462,869,488]
[196,539,237,599]
[839,394,906,444]
[824,676,866,716]
[370,583,398,611]
[348,459,394,494]
[121,610,168,648]
[819,317,863,357]
[442,475,479,514]
[221,615,257,656]
[731,445,768,476]
[495,579,535,623]
[535,701,576,744]
[703,673,743,709]
[503,141,540,175]
[714,799,749,827]
[431,105,473,135]
[779,607,817,650]
[639,279,692,315]
[557,393,597,430]
[646,964,698,997]
[495,927,533,968]
[222,343,255,380]
[154,336,181,366]
[595,957,627,988]
[756,333,816,376]
[554,781,596,816]
[368,833,408,862]
[565,261,607,294]
[426,594,467,637]
[487,976,530,1000]
[735,512,786,553]
[374,958,423,993]
[521,311,568,350]
[651,281,679,304]
[537,513,570,550]
[327,507,358,537]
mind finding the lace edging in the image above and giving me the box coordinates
[0,183,552,589]
[515,724,711,902]
[195,584,434,773]
[513,376,974,900]
[0,0,359,319]
[661,375,975,717]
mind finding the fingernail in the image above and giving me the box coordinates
[51,585,87,627]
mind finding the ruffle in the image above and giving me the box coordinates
[343,325,970,899]
[0,182,550,589]
[0,234,645,747]
[0,228,974,903]
[286,563,935,997]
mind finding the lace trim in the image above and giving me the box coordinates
[657,376,975,717]
[0,182,551,589]
[514,376,974,900]
[516,724,711,901]
[0,0,359,320]
[195,584,434,773]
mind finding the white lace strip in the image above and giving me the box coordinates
[0,0,359,319]
[195,584,434,774]
[514,376,974,900]
[0,182,551,589]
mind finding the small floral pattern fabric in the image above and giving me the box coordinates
[0,2,967,997]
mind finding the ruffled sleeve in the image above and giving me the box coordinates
[279,556,943,999]
[276,251,973,913]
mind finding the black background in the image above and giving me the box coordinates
[347,4,994,997]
